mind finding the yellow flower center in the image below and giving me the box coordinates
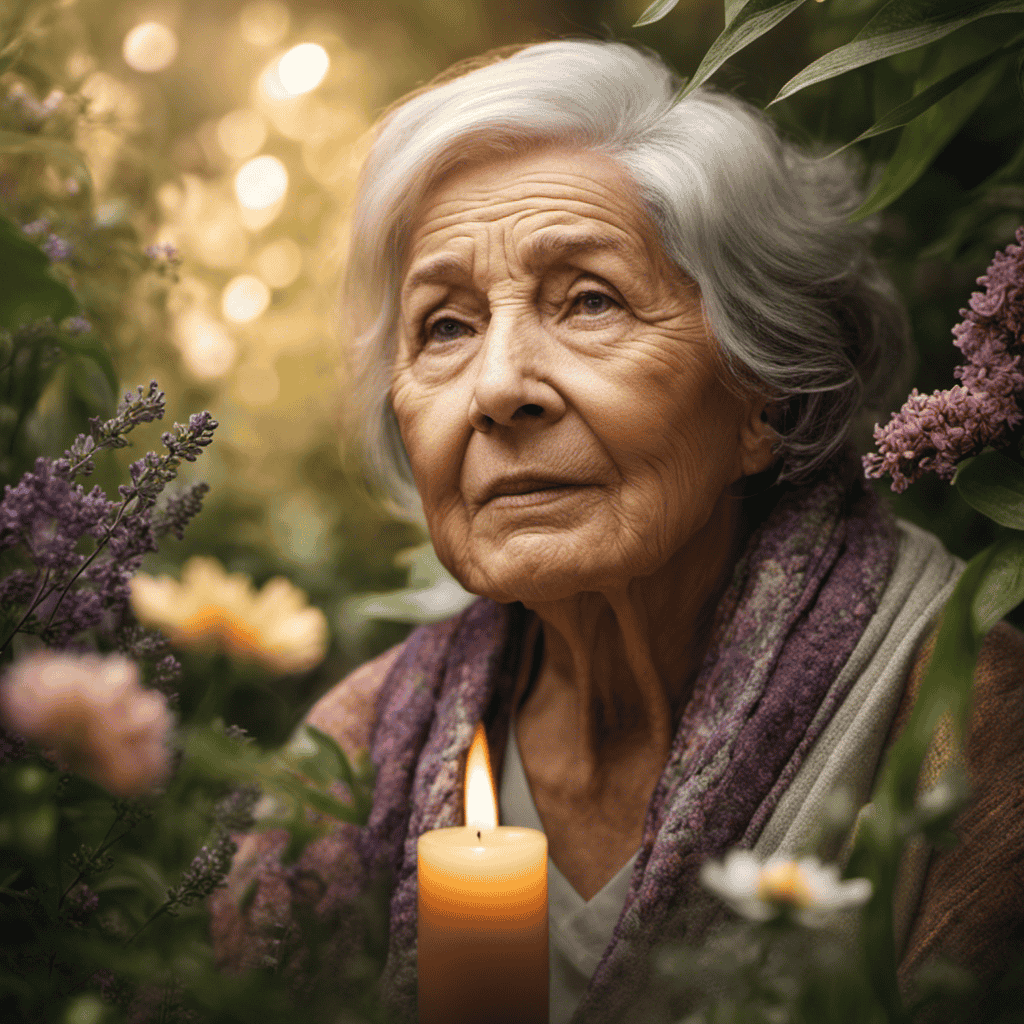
[757,861,813,907]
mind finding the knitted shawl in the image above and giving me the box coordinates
[358,465,898,1023]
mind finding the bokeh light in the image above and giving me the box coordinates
[234,154,288,210]
[217,109,268,160]
[257,62,291,101]
[256,238,302,289]
[239,0,291,47]
[175,310,237,379]
[276,43,329,96]
[222,275,271,323]
[122,23,178,73]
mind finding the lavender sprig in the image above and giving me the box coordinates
[125,829,237,944]
[864,227,1024,492]
[0,382,217,654]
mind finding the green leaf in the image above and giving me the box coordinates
[828,30,1024,154]
[725,0,749,25]
[678,0,812,98]
[851,53,1007,219]
[955,450,1024,529]
[304,724,356,789]
[0,213,78,330]
[634,0,682,26]
[300,786,362,824]
[971,531,1024,634]
[772,0,1024,105]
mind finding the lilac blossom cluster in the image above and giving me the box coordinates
[864,227,1024,492]
[0,382,216,652]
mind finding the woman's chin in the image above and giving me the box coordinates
[448,540,636,606]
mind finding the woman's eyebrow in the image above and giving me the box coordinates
[403,254,473,296]
[402,230,631,301]
[521,229,630,269]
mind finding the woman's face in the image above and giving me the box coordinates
[391,148,772,604]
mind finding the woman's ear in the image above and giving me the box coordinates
[737,399,779,478]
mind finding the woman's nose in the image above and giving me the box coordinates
[467,313,565,432]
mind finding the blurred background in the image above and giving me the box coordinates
[3,0,1022,743]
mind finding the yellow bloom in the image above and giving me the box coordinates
[130,556,328,675]
[1,652,172,797]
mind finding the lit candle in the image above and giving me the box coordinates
[418,722,548,1024]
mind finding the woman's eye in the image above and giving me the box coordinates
[425,317,470,344]
[572,291,617,316]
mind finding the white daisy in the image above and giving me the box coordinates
[700,849,873,927]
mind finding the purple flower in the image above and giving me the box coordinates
[21,218,49,237]
[42,233,72,262]
[865,227,1024,492]
[65,316,92,336]
[0,382,216,654]
[145,242,180,264]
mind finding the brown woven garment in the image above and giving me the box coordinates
[892,621,1024,1008]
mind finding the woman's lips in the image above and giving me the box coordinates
[482,483,585,508]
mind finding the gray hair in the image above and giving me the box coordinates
[342,38,911,525]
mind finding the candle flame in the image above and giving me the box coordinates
[464,722,498,830]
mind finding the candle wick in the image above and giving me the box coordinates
[477,830,481,841]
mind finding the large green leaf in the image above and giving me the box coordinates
[634,0,683,26]
[725,0,749,26]
[828,29,1024,154]
[772,0,1024,105]
[955,450,1024,529]
[971,532,1024,634]
[0,212,78,330]
[678,0,812,98]
[851,52,1008,219]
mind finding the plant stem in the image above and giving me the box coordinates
[0,566,51,656]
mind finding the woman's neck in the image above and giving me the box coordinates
[519,490,744,784]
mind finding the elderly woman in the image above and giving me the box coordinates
[211,39,1024,1023]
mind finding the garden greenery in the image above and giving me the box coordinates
[3,0,1024,1021]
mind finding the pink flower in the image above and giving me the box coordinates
[0,652,173,796]
[864,227,1024,492]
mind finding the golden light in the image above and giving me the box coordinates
[122,23,178,73]
[175,309,237,379]
[276,43,329,96]
[217,109,267,160]
[464,722,498,831]
[195,215,248,269]
[234,154,288,210]
[255,238,301,288]
[236,359,281,407]
[222,275,271,323]
[257,63,291,102]
[239,0,290,47]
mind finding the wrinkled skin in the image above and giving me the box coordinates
[392,149,776,899]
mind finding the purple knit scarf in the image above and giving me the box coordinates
[359,465,897,1023]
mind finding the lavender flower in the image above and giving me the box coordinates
[42,233,72,263]
[65,316,93,336]
[164,829,237,912]
[151,482,209,541]
[0,381,216,653]
[865,227,1024,491]
[145,243,180,265]
[63,883,100,927]
[21,218,49,238]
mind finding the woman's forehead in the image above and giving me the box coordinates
[403,149,667,281]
